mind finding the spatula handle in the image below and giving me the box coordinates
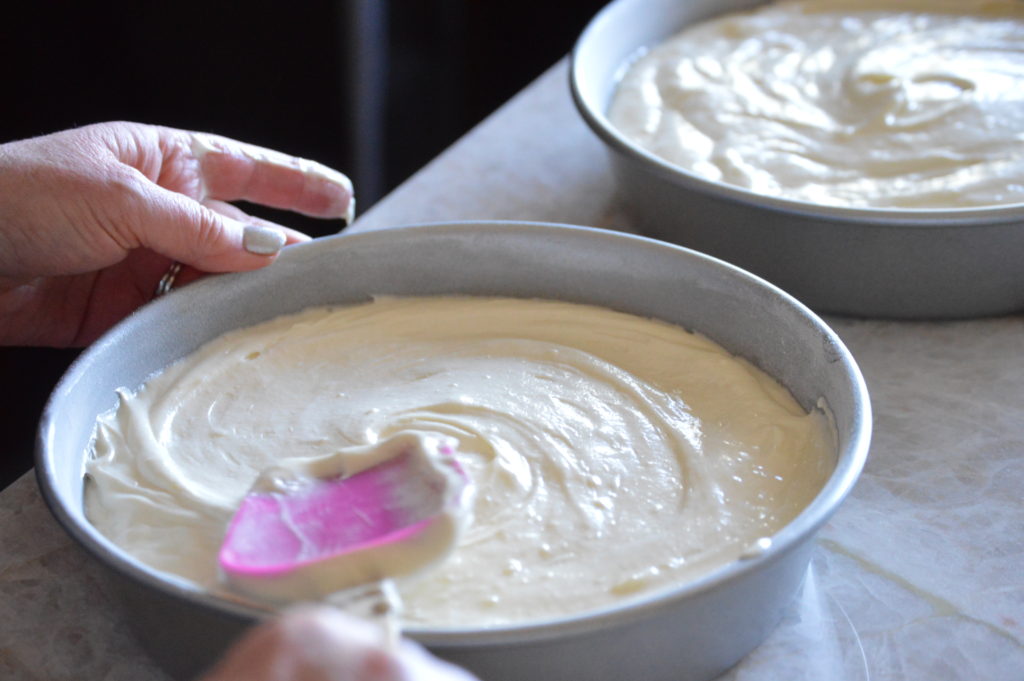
[326,579,403,650]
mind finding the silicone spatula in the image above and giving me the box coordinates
[218,433,471,603]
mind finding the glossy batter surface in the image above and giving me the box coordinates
[85,297,834,626]
[609,0,1024,209]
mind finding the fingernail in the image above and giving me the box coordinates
[342,196,357,228]
[243,225,286,255]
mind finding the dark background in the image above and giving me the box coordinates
[0,0,606,488]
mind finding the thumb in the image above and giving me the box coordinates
[130,185,304,272]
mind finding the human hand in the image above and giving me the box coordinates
[0,121,354,346]
[199,607,480,681]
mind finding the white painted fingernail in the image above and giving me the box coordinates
[243,225,286,255]
[343,196,357,227]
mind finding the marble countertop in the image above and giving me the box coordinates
[2,60,1022,681]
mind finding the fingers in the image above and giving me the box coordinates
[186,131,356,222]
[105,124,342,273]
[132,185,312,273]
[199,607,480,681]
[203,198,311,247]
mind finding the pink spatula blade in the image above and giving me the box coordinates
[218,437,469,601]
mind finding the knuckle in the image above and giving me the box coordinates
[190,206,227,250]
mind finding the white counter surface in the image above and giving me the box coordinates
[2,60,1022,681]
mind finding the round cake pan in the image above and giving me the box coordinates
[36,222,871,681]
[570,0,1024,319]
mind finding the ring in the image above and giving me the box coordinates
[154,261,183,298]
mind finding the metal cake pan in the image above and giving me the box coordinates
[570,0,1024,319]
[36,222,871,681]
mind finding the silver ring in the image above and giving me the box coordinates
[154,261,183,298]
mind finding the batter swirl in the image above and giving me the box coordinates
[85,297,833,626]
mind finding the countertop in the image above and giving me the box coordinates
[2,60,1022,681]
